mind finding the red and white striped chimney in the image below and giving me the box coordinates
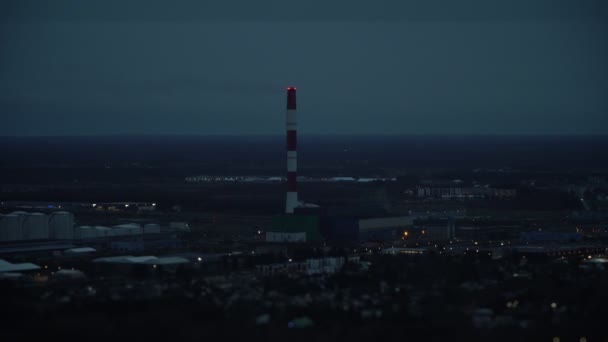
[285,87,298,214]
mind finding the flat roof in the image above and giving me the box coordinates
[0,259,40,273]
[64,247,97,254]
[0,242,76,255]
[93,255,189,265]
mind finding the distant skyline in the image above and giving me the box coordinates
[1,0,607,135]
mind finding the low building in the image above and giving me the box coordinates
[93,255,190,273]
[520,232,583,243]
[381,247,429,255]
[266,231,306,243]
[359,216,414,241]
[256,256,348,276]
[0,259,40,273]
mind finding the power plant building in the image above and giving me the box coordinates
[267,87,416,244]
[271,215,321,242]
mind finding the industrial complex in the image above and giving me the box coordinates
[1,87,608,341]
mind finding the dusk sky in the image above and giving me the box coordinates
[1,0,607,135]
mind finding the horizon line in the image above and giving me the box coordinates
[1,133,608,138]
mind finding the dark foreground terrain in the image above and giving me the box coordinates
[1,251,607,342]
[2,135,608,341]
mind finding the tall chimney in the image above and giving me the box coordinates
[285,87,298,214]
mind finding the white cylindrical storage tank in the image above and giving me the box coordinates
[23,213,49,240]
[77,226,96,239]
[0,214,4,241]
[113,227,129,236]
[1,214,21,241]
[128,226,141,235]
[144,223,160,234]
[95,226,110,238]
[106,227,120,237]
[10,211,28,240]
[114,223,142,235]
[49,211,75,240]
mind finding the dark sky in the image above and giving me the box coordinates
[1,0,607,135]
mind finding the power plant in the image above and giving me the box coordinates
[269,87,419,243]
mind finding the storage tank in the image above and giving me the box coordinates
[128,225,142,235]
[95,226,111,238]
[0,214,22,241]
[11,211,28,218]
[49,211,75,240]
[144,223,161,234]
[113,226,130,236]
[77,226,96,239]
[169,222,190,232]
[10,211,28,239]
[113,223,142,235]
[105,227,121,237]
[23,213,49,240]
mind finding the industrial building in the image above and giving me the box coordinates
[520,231,583,243]
[358,216,414,241]
[23,212,49,240]
[1,210,172,258]
[265,231,306,243]
[1,211,74,242]
[93,255,191,274]
[0,259,40,273]
[270,215,321,242]
[0,213,21,241]
[256,256,357,276]
[49,211,75,239]
[382,247,430,255]
[268,213,416,243]
[0,211,50,241]
[109,232,182,252]
[412,217,456,242]
[74,223,164,240]
[264,89,417,244]
[0,241,76,256]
